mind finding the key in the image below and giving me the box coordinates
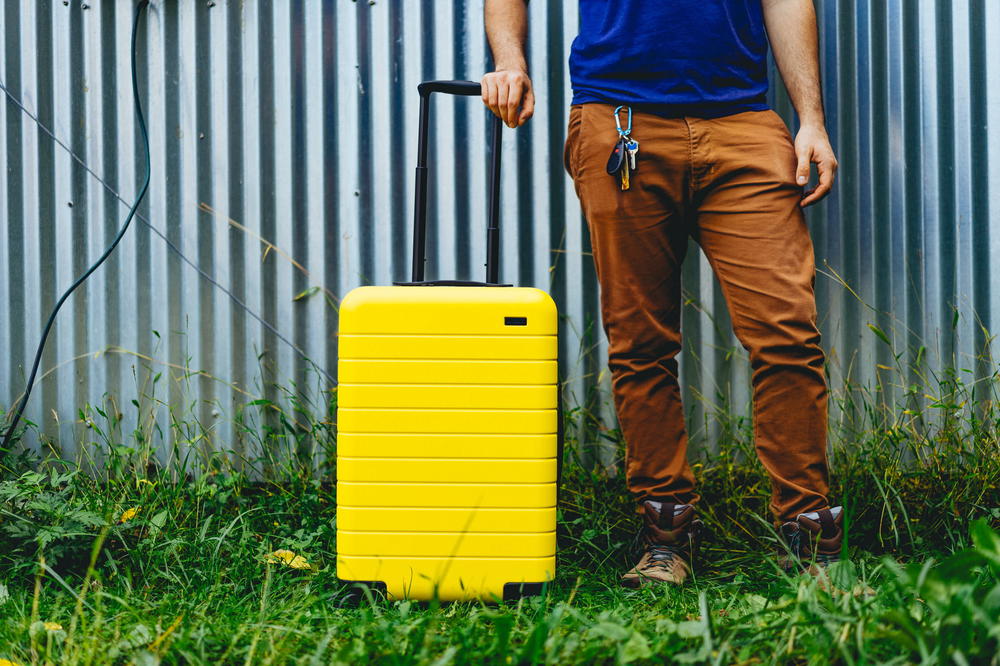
[606,136,627,175]
[620,154,631,191]
[626,138,639,172]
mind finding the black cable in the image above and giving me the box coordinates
[1,1,151,449]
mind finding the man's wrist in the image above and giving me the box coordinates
[493,57,528,74]
[796,112,827,131]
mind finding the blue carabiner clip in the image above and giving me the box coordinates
[614,105,632,138]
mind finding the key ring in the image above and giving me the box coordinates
[614,105,632,138]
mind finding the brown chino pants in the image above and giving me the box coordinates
[564,104,830,522]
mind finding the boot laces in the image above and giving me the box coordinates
[646,544,680,570]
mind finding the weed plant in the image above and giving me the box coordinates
[1,320,999,664]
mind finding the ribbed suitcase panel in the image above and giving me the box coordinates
[337,433,556,459]
[338,458,557,483]
[337,383,557,409]
[336,286,557,601]
[337,531,555,557]
[338,482,556,508]
[338,359,558,385]
[338,408,556,435]
[337,507,556,532]
[339,334,558,360]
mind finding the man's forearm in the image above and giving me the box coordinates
[483,0,534,127]
[762,0,825,127]
[486,0,529,72]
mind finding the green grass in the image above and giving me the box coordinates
[2,327,1000,664]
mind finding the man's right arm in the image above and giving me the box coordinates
[482,0,534,128]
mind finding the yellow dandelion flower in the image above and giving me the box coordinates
[265,549,311,570]
[43,621,62,632]
[119,507,140,523]
[0,659,25,666]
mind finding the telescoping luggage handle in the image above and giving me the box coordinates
[397,80,506,287]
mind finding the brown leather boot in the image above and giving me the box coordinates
[778,506,843,576]
[621,501,701,588]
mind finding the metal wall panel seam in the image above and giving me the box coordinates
[0,3,9,415]
[835,0,866,397]
[467,2,488,288]
[468,4,490,288]
[287,0,306,415]
[918,0,942,398]
[931,0,956,369]
[336,0,360,295]
[304,0,329,464]
[69,1,89,454]
[226,0,246,450]
[886,0,908,360]
[209,0,234,453]
[152,2,181,465]
[432,3,460,284]
[852,0,879,399]
[153,0,176,461]
[239,0,265,463]
[320,0,341,422]
[19,0,42,450]
[541,0,569,403]
[199,0,219,452]
[556,1,586,420]
[370,1,393,289]
[1,4,17,416]
[399,0,417,286]
[179,0,208,451]
[271,0,297,453]
[527,0,551,298]
[867,0,896,402]
[968,0,993,378]
[816,0,843,396]
[902,0,927,397]
[55,0,80,453]
[109,1,135,461]
[451,1,473,284]
[256,0,282,453]
[986,0,1000,364]
[948,0,976,371]
[83,1,108,460]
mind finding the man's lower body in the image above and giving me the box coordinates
[564,104,842,585]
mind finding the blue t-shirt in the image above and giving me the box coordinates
[569,0,770,118]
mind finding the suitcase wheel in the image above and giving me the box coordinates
[502,581,547,602]
[336,580,388,605]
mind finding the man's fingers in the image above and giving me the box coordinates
[503,79,523,127]
[482,72,535,128]
[795,146,812,187]
[518,85,535,126]
[800,160,836,207]
[482,77,501,119]
[495,80,510,125]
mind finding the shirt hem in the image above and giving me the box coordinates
[570,92,770,119]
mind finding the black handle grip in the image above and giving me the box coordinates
[418,80,483,97]
[411,80,503,285]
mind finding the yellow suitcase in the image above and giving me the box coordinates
[336,81,558,602]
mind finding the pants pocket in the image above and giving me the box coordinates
[563,105,583,178]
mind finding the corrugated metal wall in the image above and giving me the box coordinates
[1,0,997,465]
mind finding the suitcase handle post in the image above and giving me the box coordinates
[412,80,503,285]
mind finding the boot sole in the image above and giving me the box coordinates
[620,575,685,588]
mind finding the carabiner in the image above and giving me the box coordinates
[614,105,632,138]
